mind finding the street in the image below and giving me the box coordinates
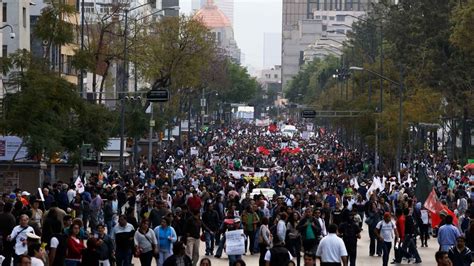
[133,230,438,265]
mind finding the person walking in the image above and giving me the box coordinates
[438,215,461,252]
[402,208,422,263]
[96,224,114,266]
[338,211,360,266]
[184,210,201,266]
[241,205,259,255]
[375,212,399,266]
[64,223,85,266]
[112,215,135,266]
[154,217,177,266]
[134,218,158,266]
[448,236,472,266]
[297,208,321,255]
[8,214,35,265]
[258,217,272,266]
[264,238,293,266]
[202,203,220,256]
[316,224,348,266]
[286,212,302,266]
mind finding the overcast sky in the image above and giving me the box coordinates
[181,0,282,73]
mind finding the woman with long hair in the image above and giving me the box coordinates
[286,211,302,266]
[258,217,272,266]
[134,218,158,266]
[64,223,85,266]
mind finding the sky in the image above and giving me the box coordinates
[181,0,282,74]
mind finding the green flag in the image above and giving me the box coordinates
[414,167,432,203]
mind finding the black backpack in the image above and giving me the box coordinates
[270,245,291,266]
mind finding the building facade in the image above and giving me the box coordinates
[195,0,240,63]
[282,0,375,88]
[192,0,233,25]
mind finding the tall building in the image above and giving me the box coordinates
[2,0,31,56]
[195,0,240,63]
[263,32,281,69]
[282,0,375,87]
[192,0,233,26]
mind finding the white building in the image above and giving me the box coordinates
[282,19,323,87]
[195,0,240,64]
[2,0,31,56]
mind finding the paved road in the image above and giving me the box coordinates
[134,228,438,265]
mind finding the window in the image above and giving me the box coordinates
[274,74,278,79]
[322,16,327,20]
[315,15,321,19]
[2,3,7,22]
[23,7,27,28]
[336,29,345,34]
[329,16,335,20]
[2,45,7,58]
[322,25,327,31]
[336,15,345,21]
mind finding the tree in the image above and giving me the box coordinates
[220,62,259,103]
[1,51,114,163]
[34,0,76,68]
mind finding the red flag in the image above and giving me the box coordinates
[424,188,458,228]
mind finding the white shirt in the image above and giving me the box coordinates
[376,220,397,242]
[277,220,287,242]
[317,217,327,236]
[31,257,44,266]
[316,233,348,263]
[67,189,76,203]
[9,225,35,255]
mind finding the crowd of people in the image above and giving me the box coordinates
[0,121,474,266]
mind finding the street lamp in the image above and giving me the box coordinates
[350,66,405,179]
[119,4,180,174]
[344,14,384,112]
[0,24,15,39]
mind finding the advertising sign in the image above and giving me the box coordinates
[0,136,28,161]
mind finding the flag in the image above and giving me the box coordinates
[414,167,432,203]
[74,177,85,193]
[424,188,458,228]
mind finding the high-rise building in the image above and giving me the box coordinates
[192,0,233,25]
[282,0,375,88]
[263,33,281,69]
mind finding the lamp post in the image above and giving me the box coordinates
[350,66,404,179]
[119,4,180,174]
[343,14,384,111]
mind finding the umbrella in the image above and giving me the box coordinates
[464,163,474,170]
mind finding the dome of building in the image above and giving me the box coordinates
[194,0,231,28]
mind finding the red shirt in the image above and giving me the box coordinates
[187,196,202,213]
[396,215,406,241]
[66,237,85,260]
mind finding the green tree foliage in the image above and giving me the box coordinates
[285,56,339,104]
[451,0,474,55]
[1,51,114,162]
[34,0,76,62]
[220,62,259,103]
[135,15,218,89]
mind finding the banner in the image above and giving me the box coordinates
[255,119,271,127]
[227,170,268,179]
[0,136,28,161]
[225,229,245,255]
[190,147,199,156]
[74,177,85,194]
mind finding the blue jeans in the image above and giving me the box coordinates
[228,255,242,266]
[215,235,226,257]
[204,231,215,254]
[157,250,172,266]
[65,260,80,266]
[106,219,115,236]
[115,249,132,266]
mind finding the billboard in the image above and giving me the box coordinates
[0,136,28,161]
